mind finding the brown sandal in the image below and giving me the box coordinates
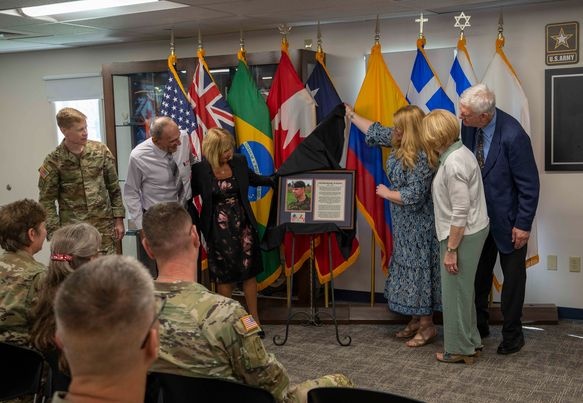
[406,326,437,347]
[395,320,420,338]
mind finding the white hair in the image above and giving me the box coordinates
[459,83,496,115]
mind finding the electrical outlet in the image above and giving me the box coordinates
[569,256,581,272]
[547,255,558,270]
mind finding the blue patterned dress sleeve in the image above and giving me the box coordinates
[365,122,393,147]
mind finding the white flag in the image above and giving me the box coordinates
[482,39,539,268]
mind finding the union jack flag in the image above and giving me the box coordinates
[188,57,235,158]
[160,73,198,136]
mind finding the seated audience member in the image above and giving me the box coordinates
[142,202,352,403]
[0,199,47,346]
[31,223,102,389]
[51,255,159,402]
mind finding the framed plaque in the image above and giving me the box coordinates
[545,67,583,171]
[277,170,355,229]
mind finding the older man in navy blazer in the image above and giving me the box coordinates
[459,84,539,355]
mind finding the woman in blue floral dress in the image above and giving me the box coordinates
[346,104,441,347]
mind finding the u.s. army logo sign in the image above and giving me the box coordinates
[546,22,579,65]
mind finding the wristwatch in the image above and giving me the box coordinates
[446,246,457,253]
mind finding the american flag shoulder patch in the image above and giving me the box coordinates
[240,314,259,332]
[39,165,50,179]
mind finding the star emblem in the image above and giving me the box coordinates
[454,12,471,31]
[305,84,319,107]
[551,28,573,49]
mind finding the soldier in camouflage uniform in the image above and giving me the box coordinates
[142,203,352,403]
[51,255,158,402]
[0,199,47,346]
[38,107,125,255]
[288,180,312,211]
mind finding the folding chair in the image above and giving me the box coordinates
[145,371,276,403]
[0,341,45,402]
[307,386,424,403]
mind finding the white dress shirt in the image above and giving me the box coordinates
[432,140,489,242]
[124,131,194,229]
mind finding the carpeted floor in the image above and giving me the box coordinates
[262,320,583,402]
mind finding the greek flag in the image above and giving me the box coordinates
[445,37,477,116]
[406,39,455,114]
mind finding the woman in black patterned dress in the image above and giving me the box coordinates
[190,128,273,332]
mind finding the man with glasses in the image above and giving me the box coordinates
[124,116,195,277]
[142,202,352,403]
[459,84,539,355]
[51,255,159,402]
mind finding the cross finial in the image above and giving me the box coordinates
[416,12,428,38]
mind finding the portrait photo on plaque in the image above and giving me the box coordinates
[277,170,355,229]
[285,179,313,212]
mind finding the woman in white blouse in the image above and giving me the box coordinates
[422,109,490,364]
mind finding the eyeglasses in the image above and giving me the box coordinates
[140,294,167,349]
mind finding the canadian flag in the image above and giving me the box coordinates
[266,50,316,168]
[266,48,316,275]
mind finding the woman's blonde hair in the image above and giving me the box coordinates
[421,109,460,168]
[202,127,236,169]
[31,223,101,369]
[393,105,426,170]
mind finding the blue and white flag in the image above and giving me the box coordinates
[406,38,455,114]
[445,37,478,116]
[305,58,342,124]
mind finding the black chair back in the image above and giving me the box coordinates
[43,348,71,398]
[146,372,276,403]
[0,341,45,402]
[307,386,424,403]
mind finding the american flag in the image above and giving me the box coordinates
[160,72,198,137]
[188,57,234,157]
[240,314,259,332]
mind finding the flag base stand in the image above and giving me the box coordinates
[273,233,351,347]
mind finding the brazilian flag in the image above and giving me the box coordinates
[227,59,281,290]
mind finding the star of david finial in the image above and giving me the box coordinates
[454,12,471,32]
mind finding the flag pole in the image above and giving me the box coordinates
[488,10,506,308]
[368,15,381,307]
[315,20,331,308]
[277,23,294,308]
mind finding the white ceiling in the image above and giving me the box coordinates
[0,0,564,54]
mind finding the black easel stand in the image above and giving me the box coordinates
[273,232,351,346]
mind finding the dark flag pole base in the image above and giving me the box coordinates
[273,234,351,347]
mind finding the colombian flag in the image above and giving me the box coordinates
[227,57,281,290]
[345,43,408,273]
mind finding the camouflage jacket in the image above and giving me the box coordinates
[288,196,311,211]
[38,140,125,237]
[0,250,45,346]
[152,281,290,402]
